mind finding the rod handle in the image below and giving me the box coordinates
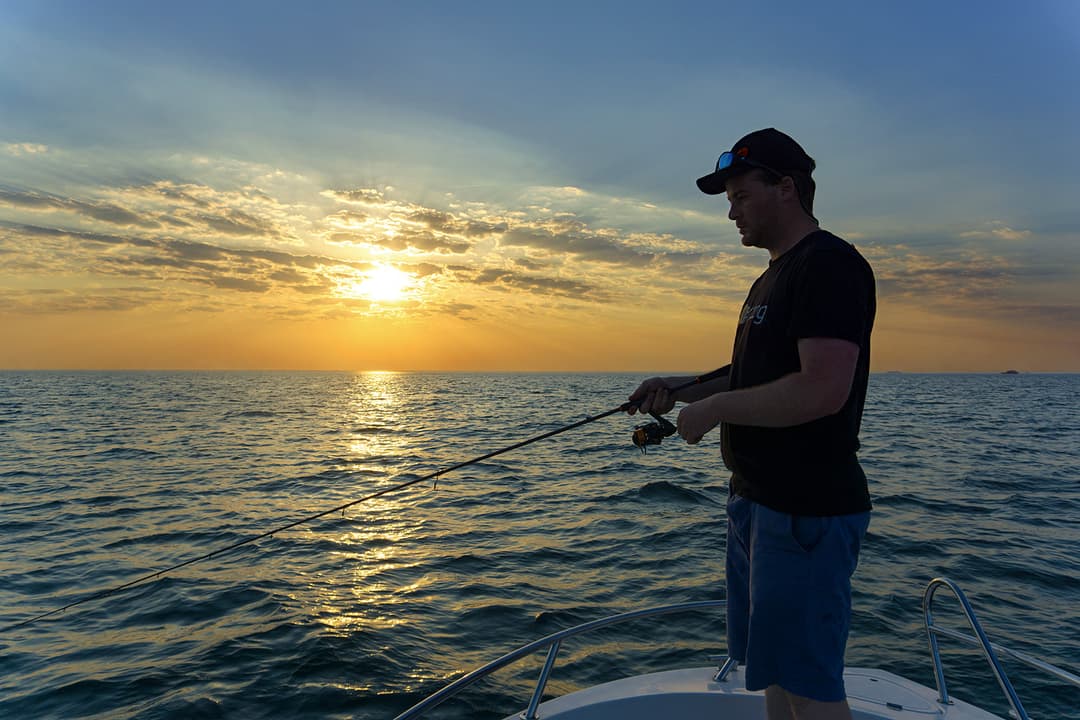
[692,365,731,387]
[620,365,730,412]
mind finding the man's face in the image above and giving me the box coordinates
[725,171,781,249]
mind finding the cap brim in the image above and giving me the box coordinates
[696,170,727,195]
[697,162,760,194]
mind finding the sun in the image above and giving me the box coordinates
[349,264,415,303]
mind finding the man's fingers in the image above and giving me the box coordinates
[676,406,699,444]
[627,378,672,415]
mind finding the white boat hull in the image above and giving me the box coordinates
[504,665,1004,719]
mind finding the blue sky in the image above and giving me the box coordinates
[1,1,1078,371]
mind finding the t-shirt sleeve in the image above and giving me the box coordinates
[788,247,874,344]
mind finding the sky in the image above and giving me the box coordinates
[1,0,1078,372]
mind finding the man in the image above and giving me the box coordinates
[629,128,875,720]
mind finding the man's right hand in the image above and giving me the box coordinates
[628,377,676,416]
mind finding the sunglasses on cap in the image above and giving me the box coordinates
[715,150,783,178]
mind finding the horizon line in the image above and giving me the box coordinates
[1,368,1075,375]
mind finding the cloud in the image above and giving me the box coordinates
[469,267,606,301]
[103,181,296,241]
[0,288,147,314]
[403,208,507,238]
[10,164,1065,333]
[321,185,712,272]
[861,236,1077,333]
[168,240,227,261]
[0,181,305,243]
[0,188,160,228]
[959,221,1033,241]
[3,143,49,155]
[324,188,386,204]
[321,190,485,254]
[871,246,1013,301]
[994,302,1080,329]
[325,209,369,228]
[317,185,744,312]
[437,302,479,318]
[327,229,472,254]
[0,219,379,317]
[206,276,271,293]
[186,208,279,237]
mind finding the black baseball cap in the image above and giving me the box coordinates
[696,128,816,195]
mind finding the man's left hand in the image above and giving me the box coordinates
[677,397,721,445]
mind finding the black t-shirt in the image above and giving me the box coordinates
[721,230,875,516]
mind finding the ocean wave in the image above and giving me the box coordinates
[0,469,46,478]
[226,410,278,419]
[637,480,723,506]
[88,446,161,459]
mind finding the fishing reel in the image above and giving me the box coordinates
[632,412,678,454]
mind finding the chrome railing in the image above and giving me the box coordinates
[392,599,727,720]
[923,576,1080,719]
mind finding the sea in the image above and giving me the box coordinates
[0,371,1077,720]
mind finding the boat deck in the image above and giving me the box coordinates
[507,664,1002,719]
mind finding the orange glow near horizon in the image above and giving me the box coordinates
[1,293,1077,373]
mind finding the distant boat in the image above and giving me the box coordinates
[1001,369,1020,374]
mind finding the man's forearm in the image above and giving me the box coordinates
[697,370,840,428]
[677,338,859,442]
[668,374,730,403]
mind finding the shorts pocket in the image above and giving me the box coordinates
[790,515,830,553]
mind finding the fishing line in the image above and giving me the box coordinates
[1,369,728,634]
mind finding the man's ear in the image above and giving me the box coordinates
[780,175,798,201]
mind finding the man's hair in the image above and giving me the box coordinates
[752,168,815,215]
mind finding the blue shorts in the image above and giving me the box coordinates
[725,494,869,702]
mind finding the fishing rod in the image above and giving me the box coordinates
[1,368,729,634]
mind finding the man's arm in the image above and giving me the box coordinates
[628,370,731,415]
[661,373,731,403]
[676,338,858,443]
